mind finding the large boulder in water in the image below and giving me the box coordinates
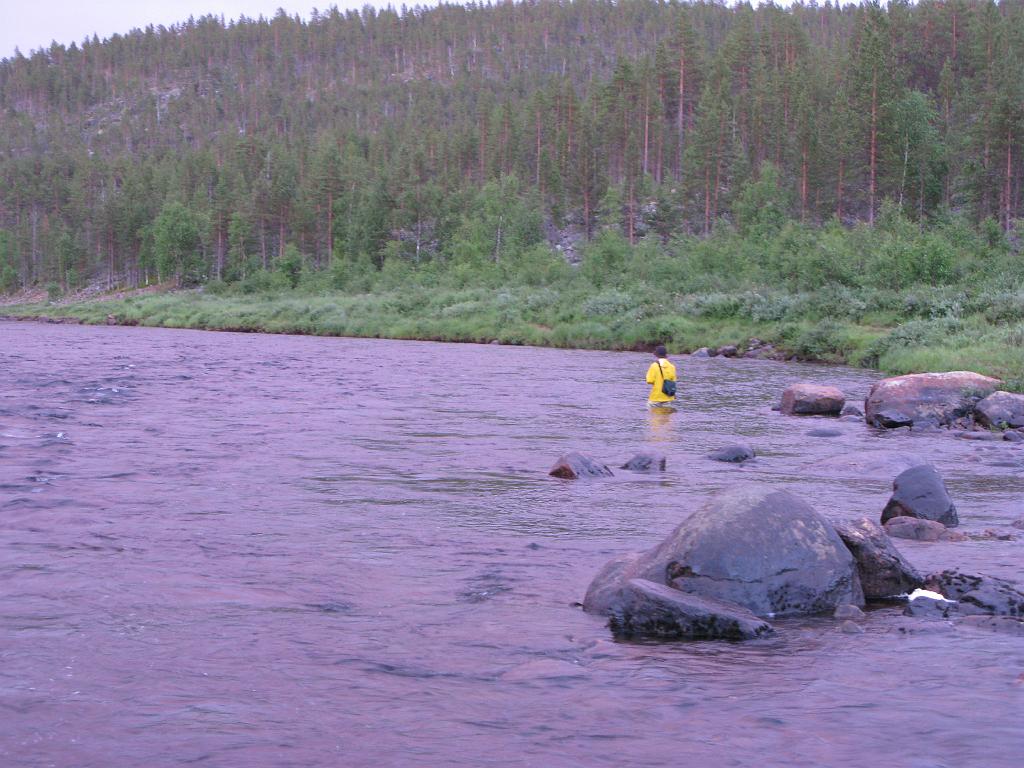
[780,383,845,416]
[864,371,1001,428]
[584,485,864,620]
[833,517,922,600]
[607,579,772,641]
[549,452,613,479]
[880,464,959,527]
[975,391,1024,429]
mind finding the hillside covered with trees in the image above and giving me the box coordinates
[1,0,1022,290]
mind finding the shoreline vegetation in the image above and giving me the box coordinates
[4,215,1022,393]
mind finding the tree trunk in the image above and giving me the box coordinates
[869,70,877,225]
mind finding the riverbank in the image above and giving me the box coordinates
[4,283,1022,392]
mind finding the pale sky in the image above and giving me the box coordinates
[0,1,427,61]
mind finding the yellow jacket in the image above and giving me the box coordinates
[646,358,677,403]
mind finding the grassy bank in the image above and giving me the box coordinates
[5,281,1023,392]
[4,209,1022,392]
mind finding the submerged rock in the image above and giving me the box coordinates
[903,594,959,620]
[706,444,755,463]
[585,485,864,624]
[780,383,845,416]
[621,451,666,472]
[864,371,1001,429]
[841,402,864,418]
[606,579,773,641]
[834,517,922,600]
[806,428,842,437]
[975,391,1024,429]
[880,464,959,527]
[549,452,613,479]
[884,516,947,542]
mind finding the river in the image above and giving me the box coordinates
[1,321,1022,767]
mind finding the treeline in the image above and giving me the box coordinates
[1,0,1022,292]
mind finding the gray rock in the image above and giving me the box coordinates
[880,464,959,527]
[549,452,613,479]
[840,403,864,418]
[926,570,1024,617]
[884,516,947,542]
[653,486,863,616]
[864,371,1002,429]
[840,620,865,634]
[621,451,666,472]
[585,486,864,621]
[975,390,1024,429]
[691,347,711,358]
[606,579,773,641]
[903,595,959,620]
[806,428,842,437]
[1004,430,1024,443]
[1011,518,1024,530]
[834,604,866,620]
[834,517,923,599]
[717,345,738,358]
[706,444,755,463]
[780,383,845,416]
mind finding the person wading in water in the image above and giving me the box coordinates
[646,345,677,409]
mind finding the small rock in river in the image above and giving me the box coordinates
[840,620,865,634]
[780,383,845,416]
[806,428,842,437]
[621,451,666,472]
[884,516,947,542]
[549,452,613,479]
[706,444,755,463]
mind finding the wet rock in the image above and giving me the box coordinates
[549,452,613,479]
[939,529,970,542]
[926,570,1024,617]
[621,451,666,472]
[585,485,863,619]
[1011,518,1024,530]
[840,620,865,634]
[717,345,738,358]
[706,444,755,463]
[884,516,947,542]
[780,383,845,416]
[834,604,865,620]
[975,390,1024,429]
[1004,430,1024,443]
[880,464,959,527]
[864,371,1001,429]
[903,595,959,620]
[606,579,773,641]
[966,529,1016,542]
[834,518,922,600]
[958,615,1024,637]
[806,428,842,437]
[841,403,864,418]
[691,347,711,358]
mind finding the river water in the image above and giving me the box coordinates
[1,321,1022,767]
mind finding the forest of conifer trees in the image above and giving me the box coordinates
[0,0,1022,293]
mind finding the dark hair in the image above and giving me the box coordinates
[654,344,667,357]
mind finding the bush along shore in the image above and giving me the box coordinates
[3,212,1023,393]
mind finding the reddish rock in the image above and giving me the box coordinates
[864,371,1001,429]
[549,452,613,479]
[780,383,845,416]
[884,516,947,542]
